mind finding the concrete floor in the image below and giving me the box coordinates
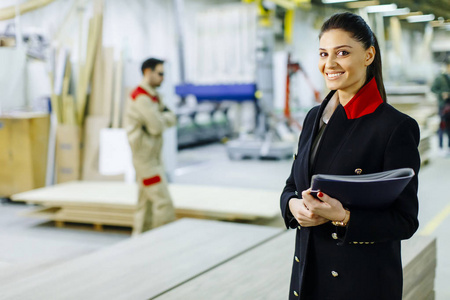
[1,138,449,299]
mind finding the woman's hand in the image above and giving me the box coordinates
[302,189,346,222]
[288,198,329,227]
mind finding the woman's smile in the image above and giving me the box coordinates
[326,72,345,80]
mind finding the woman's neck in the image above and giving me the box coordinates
[337,77,367,106]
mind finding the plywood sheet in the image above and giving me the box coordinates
[0,219,281,300]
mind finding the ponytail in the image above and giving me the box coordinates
[367,34,387,102]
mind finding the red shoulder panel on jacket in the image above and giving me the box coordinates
[130,86,159,103]
[344,77,383,119]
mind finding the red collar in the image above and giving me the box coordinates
[343,77,383,119]
[131,86,159,103]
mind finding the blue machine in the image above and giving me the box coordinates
[174,84,258,148]
[175,83,257,102]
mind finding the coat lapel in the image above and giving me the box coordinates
[296,91,336,186]
[311,105,359,175]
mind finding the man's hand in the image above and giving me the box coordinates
[288,198,329,227]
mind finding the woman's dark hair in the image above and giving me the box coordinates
[319,12,387,102]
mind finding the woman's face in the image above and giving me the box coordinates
[318,29,375,98]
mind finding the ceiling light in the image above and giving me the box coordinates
[346,1,379,9]
[366,4,397,13]
[382,8,410,17]
[322,0,356,4]
[407,14,435,23]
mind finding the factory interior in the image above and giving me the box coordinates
[0,0,449,299]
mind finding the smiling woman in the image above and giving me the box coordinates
[280,12,421,300]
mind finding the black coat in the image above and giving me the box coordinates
[280,79,421,300]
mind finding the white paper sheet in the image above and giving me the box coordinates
[99,128,135,183]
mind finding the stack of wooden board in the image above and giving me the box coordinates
[389,96,437,165]
[0,219,436,300]
[155,231,436,300]
[0,219,282,299]
[11,181,282,228]
[402,235,437,300]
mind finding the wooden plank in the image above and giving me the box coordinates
[23,206,61,218]
[0,219,282,300]
[0,0,57,21]
[11,182,281,221]
[29,115,50,189]
[63,95,77,126]
[111,56,123,128]
[102,47,115,124]
[0,119,13,196]
[155,232,436,300]
[89,43,105,115]
[60,207,134,223]
[76,14,103,125]
[11,118,34,194]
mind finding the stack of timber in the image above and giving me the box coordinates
[11,181,281,229]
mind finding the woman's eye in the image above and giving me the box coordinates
[338,50,349,56]
[319,52,327,57]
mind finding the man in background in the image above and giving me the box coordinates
[124,58,177,235]
[431,60,450,155]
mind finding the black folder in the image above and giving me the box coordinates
[310,168,415,209]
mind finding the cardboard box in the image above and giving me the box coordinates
[55,124,81,183]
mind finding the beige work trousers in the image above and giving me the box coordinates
[132,165,175,236]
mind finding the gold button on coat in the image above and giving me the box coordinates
[298,225,301,230]
[295,256,300,262]
[294,291,299,296]
[355,168,362,175]
[332,233,338,240]
[331,271,339,277]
